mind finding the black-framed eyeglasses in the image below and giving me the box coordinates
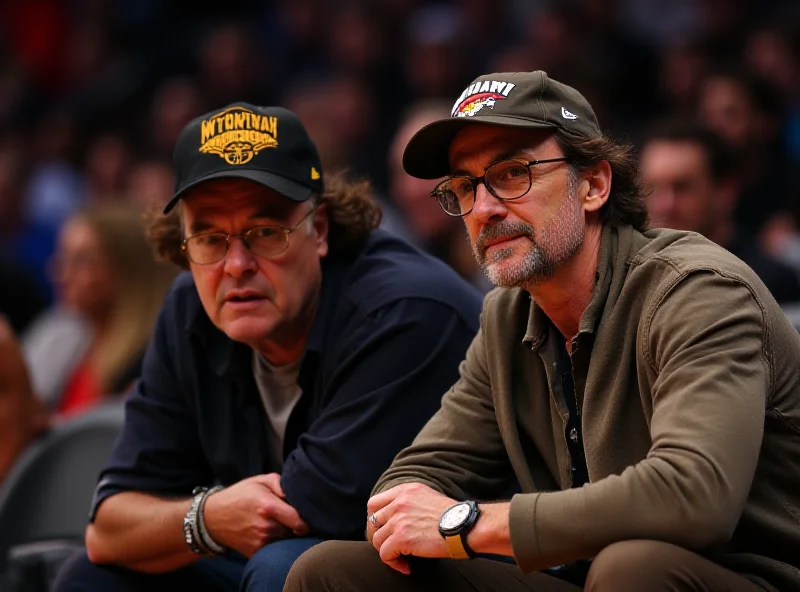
[430,157,569,217]
[181,207,316,265]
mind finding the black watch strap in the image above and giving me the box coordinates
[460,529,478,559]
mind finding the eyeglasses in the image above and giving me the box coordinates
[181,207,315,265]
[430,157,569,217]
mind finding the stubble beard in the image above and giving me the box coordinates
[473,171,586,289]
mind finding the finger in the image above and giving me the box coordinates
[263,519,293,543]
[366,509,382,533]
[250,473,285,498]
[367,485,408,514]
[378,534,409,573]
[263,473,285,498]
[385,557,411,575]
[263,493,309,533]
[370,514,395,553]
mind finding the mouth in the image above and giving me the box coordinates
[483,235,526,252]
[227,295,263,302]
[223,291,267,307]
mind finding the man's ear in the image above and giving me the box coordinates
[581,160,611,214]
[312,203,330,258]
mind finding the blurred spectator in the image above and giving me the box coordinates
[387,100,489,292]
[268,0,328,77]
[619,0,705,49]
[403,4,467,102]
[0,316,48,485]
[125,159,174,210]
[3,0,69,95]
[658,41,711,115]
[743,21,800,165]
[197,22,271,107]
[83,132,132,202]
[22,202,177,417]
[0,137,58,301]
[639,117,800,303]
[284,74,385,188]
[146,76,203,160]
[697,67,790,234]
[23,108,85,230]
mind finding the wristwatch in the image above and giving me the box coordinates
[438,500,481,559]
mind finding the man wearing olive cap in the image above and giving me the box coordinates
[285,71,800,591]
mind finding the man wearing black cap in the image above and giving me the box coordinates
[284,72,800,591]
[53,104,482,591]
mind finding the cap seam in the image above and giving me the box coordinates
[538,71,547,122]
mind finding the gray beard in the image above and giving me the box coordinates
[472,172,585,288]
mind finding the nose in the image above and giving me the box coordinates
[470,181,508,225]
[222,236,258,278]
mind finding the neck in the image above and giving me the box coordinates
[254,286,321,367]
[526,223,602,342]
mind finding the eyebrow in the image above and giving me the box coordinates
[189,219,215,234]
[450,149,531,177]
[188,204,291,235]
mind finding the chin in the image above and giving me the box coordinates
[219,316,276,346]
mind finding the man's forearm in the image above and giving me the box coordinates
[87,491,198,572]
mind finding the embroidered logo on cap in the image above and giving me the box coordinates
[199,106,278,165]
[311,167,320,180]
[451,80,516,118]
[561,107,578,120]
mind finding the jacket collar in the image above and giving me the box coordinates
[523,224,642,350]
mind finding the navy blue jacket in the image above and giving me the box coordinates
[90,230,482,539]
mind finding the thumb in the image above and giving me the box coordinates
[250,473,285,498]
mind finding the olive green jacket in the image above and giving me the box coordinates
[374,224,800,591]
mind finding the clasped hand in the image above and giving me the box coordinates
[202,473,309,558]
[366,483,458,574]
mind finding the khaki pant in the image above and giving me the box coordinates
[284,539,766,591]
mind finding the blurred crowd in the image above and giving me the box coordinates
[1,0,800,434]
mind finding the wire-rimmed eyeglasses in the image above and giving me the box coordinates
[181,207,315,265]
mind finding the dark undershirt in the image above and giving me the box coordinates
[558,338,589,488]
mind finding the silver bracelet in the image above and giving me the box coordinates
[197,485,226,555]
[183,488,209,555]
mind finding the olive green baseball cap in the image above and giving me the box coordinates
[402,70,602,179]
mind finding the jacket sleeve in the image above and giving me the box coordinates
[89,299,214,520]
[280,299,480,539]
[371,311,516,503]
[509,270,768,572]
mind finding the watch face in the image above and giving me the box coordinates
[440,502,471,531]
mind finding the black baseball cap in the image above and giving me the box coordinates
[164,103,324,213]
[402,70,602,179]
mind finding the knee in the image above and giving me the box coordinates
[242,538,324,592]
[284,541,375,591]
[585,539,681,591]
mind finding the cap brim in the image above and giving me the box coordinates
[163,169,314,214]
[402,116,557,180]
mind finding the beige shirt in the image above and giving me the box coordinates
[374,224,800,592]
[252,352,303,469]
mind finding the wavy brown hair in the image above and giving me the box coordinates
[554,129,649,233]
[145,172,383,269]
